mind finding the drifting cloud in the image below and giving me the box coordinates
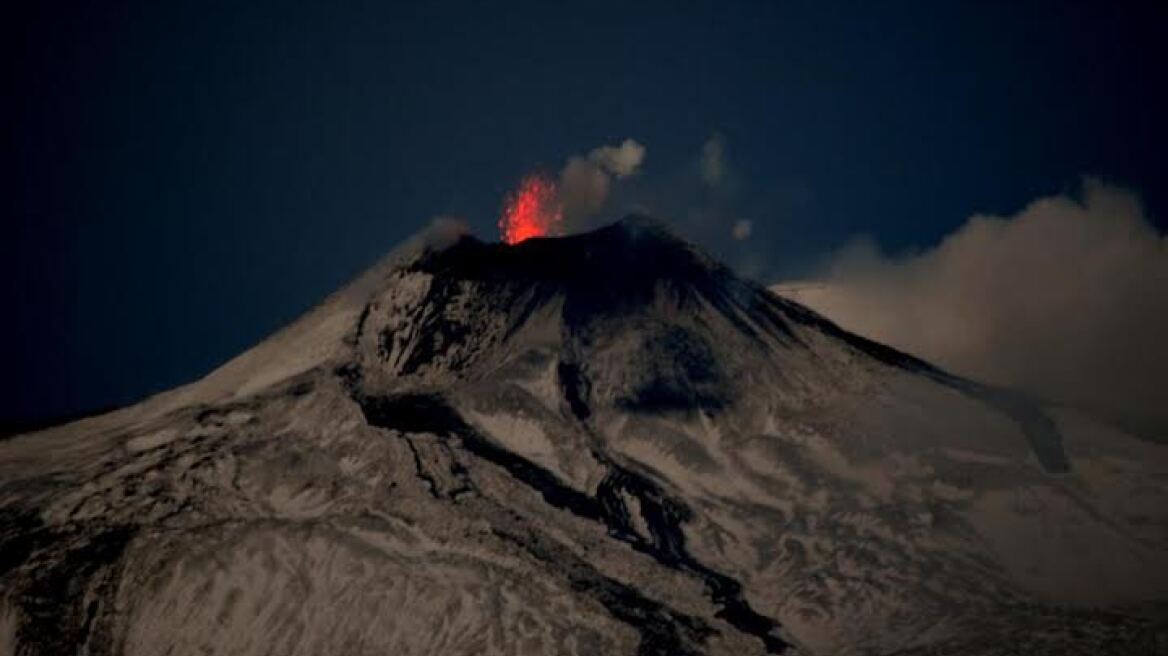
[559,139,645,223]
[731,219,752,240]
[640,132,755,248]
[776,179,1168,437]
[700,133,726,187]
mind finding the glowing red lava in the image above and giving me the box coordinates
[499,173,563,244]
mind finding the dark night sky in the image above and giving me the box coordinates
[5,1,1166,427]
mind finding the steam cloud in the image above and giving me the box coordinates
[776,179,1168,437]
[559,139,645,222]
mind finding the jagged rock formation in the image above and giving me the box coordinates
[2,217,1166,655]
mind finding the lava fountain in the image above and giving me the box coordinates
[498,173,563,244]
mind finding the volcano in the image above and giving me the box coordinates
[2,217,1166,655]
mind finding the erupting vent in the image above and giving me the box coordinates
[498,173,563,244]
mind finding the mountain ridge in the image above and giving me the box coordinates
[1,216,1165,655]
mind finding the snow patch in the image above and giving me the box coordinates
[464,409,561,471]
[125,428,179,452]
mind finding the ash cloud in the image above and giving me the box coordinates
[559,139,645,223]
[588,139,645,179]
[560,157,612,220]
[777,179,1168,437]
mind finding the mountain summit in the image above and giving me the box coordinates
[2,218,1166,655]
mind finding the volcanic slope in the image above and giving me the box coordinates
[2,217,1167,655]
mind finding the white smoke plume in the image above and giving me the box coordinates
[776,179,1168,438]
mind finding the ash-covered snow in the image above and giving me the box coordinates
[2,217,1166,655]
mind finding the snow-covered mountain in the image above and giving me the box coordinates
[2,217,1166,655]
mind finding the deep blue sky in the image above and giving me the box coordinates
[5,1,1166,426]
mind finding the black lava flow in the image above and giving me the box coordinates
[355,392,789,654]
